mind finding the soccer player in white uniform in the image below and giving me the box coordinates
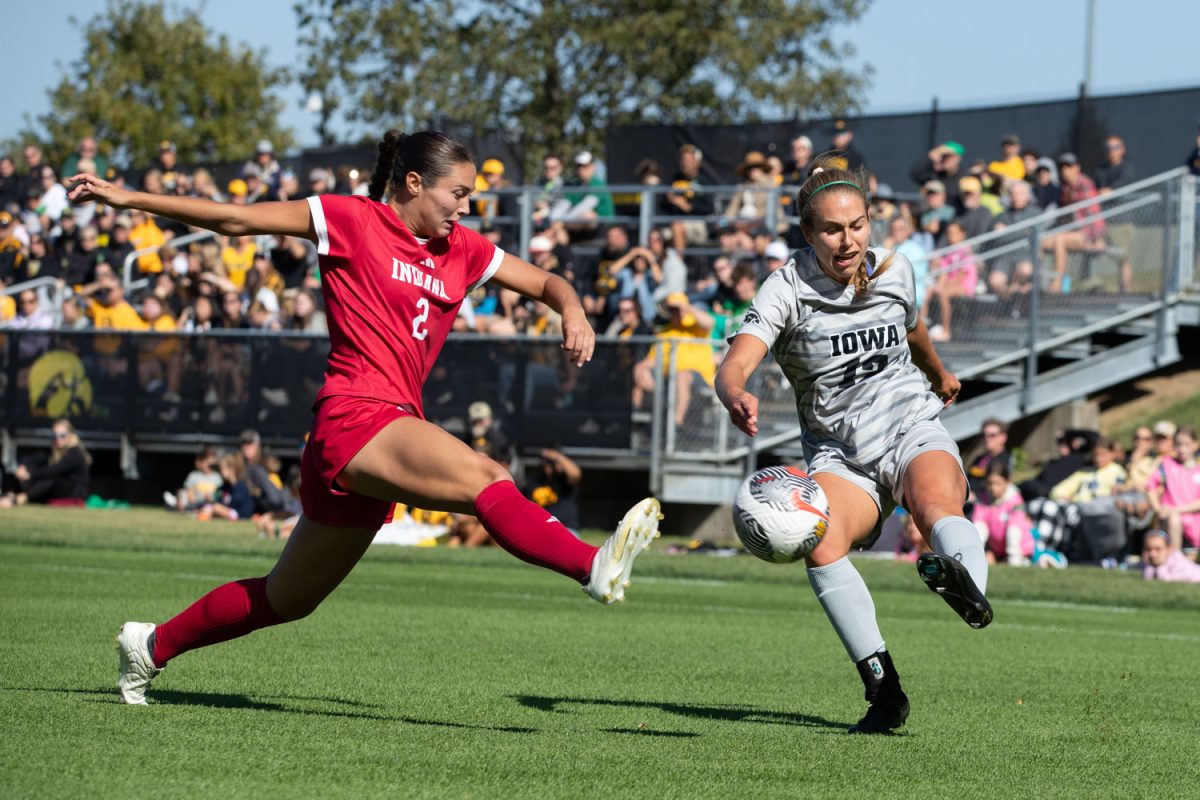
[716,157,992,734]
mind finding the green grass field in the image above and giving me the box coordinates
[3,507,1197,799]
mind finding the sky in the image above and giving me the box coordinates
[3,0,1198,152]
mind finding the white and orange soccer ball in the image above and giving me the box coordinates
[733,466,830,563]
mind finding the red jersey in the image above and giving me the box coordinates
[307,194,503,416]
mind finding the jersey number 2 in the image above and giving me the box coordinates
[839,354,888,388]
[411,298,430,340]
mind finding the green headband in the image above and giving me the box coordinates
[801,180,861,213]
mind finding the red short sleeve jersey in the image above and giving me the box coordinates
[306,194,503,416]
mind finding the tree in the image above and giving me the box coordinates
[20,0,293,170]
[295,0,871,168]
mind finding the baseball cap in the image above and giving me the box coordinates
[227,178,248,197]
[942,140,965,157]
[0,211,12,226]
[308,168,329,183]
[239,429,261,446]
[665,291,689,308]
[256,139,273,154]
[528,235,553,253]
[242,163,262,179]
[1035,156,1056,173]
[1001,133,1021,146]
[481,158,505,175]
[922,179,946,194]
[1153,420,1177,438]
[958,176,982,194]
[1058,152,1079,166]
[159,140,176,153]
[764,241,790,261]
[468,401,493,421]
[574,150,594,166]
[114,214,133,229]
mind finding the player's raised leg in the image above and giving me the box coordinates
[341,415,660,603]
[903,451,992,629]
[117,516,376,704]
[807,474,909,734]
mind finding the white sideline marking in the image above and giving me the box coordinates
[637,576,730,587]
[1005,599,1137,614]
[24,562,232,582]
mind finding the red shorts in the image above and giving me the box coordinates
[300,394,415,529]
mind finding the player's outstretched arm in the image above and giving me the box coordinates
[716,334,769,436]
[907,319,960,406]
[66,173,315,241]
[491,252,594,367]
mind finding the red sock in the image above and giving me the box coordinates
[474,481,598,583]
[151,576,285,667]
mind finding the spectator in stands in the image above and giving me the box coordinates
[632,292,715,427]
[724,151,774,226]
[830,122,866,171]
[988,180,1041,297]
[1141,529,1200,583]
[581,225,629,329]
[221,236,256,289]
[164,446,223,512]
[203,452,255,522]
[247,140,281,188]
[239,429,287,518]
[0,211,26,285]
[529,448,583,533]
[35,166,70,222]
[971,461,1034,566]
[554,151,613,234]
[763,240,791,278]
[61,136,108,185]
[1114,425,1158,536]
[610,244,660,325]
[919,180,954,246]
[893,510,930,562]
[885,213,928,300]
[241,164,269,203]
[1146,424,1200,551]
[689,254,735,307]
[646,226,687,308]
[1095,135,1137,193]
[271,234,318,289]
[465,401,512,463]
[911,140,964,207]
[1026,435,1126,557]
[0,155,20,211]
[4,289,55,364]
[127,208,165,275]
[954,176,995,240]
[783,135,813,184]
[20,144,46,197]
[179,294,218,332]
[532,154,566,226]
[966,418,1012,504]
[307,168,333,198]
[605,295,653,338]
[1152,419,1179,461]
[1031,157,1059,211]
[662,144,714,251]
[987,134,1025,182]
[156,141,182,190]
[60,296,90,330]
[227,178,249,205]
[1041,153,1108,293]
[921,221,977,342]
[709,261,757,340]
[0,419,91,508]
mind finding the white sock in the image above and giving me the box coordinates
[807,556,885,662]
[931,516,989,594]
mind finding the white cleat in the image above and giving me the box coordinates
[584,498,663,604]
[116,622,162,705]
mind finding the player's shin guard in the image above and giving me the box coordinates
[474,480,598,582]
[151,576,285,667]
[930,515,989,593]
[806,556,886,662]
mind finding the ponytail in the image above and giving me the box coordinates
[368,129,406,201]
[796,152,894,299]
[368,129,474,204]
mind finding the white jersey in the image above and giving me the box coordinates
[736,246,944,471]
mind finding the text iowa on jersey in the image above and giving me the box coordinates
[828,323,900,356]
[390,256,451,301]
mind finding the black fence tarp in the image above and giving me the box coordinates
[0,330,642,453]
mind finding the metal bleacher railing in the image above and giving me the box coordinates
[1,169,1195,503]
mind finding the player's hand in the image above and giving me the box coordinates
[727,388,760,436]
[560,308,594,367]
[931,371,961,406]
[66,173,134,209]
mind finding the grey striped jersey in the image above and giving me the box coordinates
[735,246,944,470]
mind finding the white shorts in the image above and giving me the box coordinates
[803,418,965,546]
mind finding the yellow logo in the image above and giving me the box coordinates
[28,350,93,417]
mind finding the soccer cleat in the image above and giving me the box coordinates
[116,621,162,705]
[848,650,910,735]
[917,552,994,629]
[584,498,663,604]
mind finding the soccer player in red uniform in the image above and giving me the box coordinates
[68,130,663,705]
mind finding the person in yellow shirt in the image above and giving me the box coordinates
[221,235,256,289]
[136,293,183,400]
[127,209,165,274]
[632,292,715,427]
[987,134,1026,182]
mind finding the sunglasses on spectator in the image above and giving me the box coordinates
[619,305,637,313]
[53,432,69,440]
[1134,434,1152,441]
[983,431,1003,438]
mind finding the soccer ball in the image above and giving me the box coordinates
[733,466,830,563]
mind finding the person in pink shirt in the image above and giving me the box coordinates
[1145,425,1200,550]
[1142,530,1200,583]
[921,220,977,342]
[972,462,1034,565]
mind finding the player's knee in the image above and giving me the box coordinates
[468,452,513,493]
